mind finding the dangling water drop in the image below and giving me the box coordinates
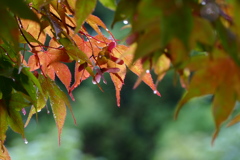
[123,20,129,24]
[77,60,80,63]
[106,28,109,31]
[146,70,150,73]
[153,90,158,94]
[24,138,28,144]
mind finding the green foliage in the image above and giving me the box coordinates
[0,0,240,159]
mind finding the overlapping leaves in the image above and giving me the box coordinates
[0,0,161,158]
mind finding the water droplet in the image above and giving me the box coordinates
[146,70,150,73]
[106,28,109,31]
[5,53,7,55]
[123,20,129,24]
[92,80,97,85]
[200,2,220,21]
[53,114,57,118]
[56,36,60,40]
[97,41,100,43]
[37,109,41,112]
[30,7,32,10]
[153,90,158,94]
[58,0,61,3]
[77,60,80,63]
[47,110,50,114]
[24,138,28,144]
[201,1,206,5]
[12,78,15,82]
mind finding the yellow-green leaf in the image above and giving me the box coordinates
[75,0,97,33]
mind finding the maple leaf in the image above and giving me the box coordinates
[116,44,161,96]
[28,47,71,91]
[174,48,240,144]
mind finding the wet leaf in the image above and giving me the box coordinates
[117,44,161,96]
[99,0,116,10]
[9,92,32,111]
[108,48,126,107]
[0,101,8,144]
[75,0,97,33]
[44,77,76,144]
[7,106,25,139]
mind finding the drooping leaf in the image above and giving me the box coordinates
[24,90,47,128]
[9,92,32,111]
[69,62,90,100]
[44,76,76,144]
[212,82,236,144]
[99,0,116,10]
[7,106,25,139]
[117,44,161,96]
[108,47,126,107]
[19,70,38,107]
[75,0,97,33]
[0,101,8,144]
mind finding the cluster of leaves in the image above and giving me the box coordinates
[0,0,160,159]
[116,0,240,145]
[1,0,240,159]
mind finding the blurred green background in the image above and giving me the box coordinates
[5,2,240,160]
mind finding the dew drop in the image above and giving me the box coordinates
[58,0,61,3]
[56,36,60,40]
[30,7,32,10]
[77,60,80,63]
[37,109,41,112]
[106,28,109,31]
[97,41,100,43]
[5,53,7,55]
[24,138,28,144]
[201,1,206,5]
[123,20,129,24]
[153,90,158,94]
[92,80,97,85]
[146,70,150,73]
[47,110,50,114]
